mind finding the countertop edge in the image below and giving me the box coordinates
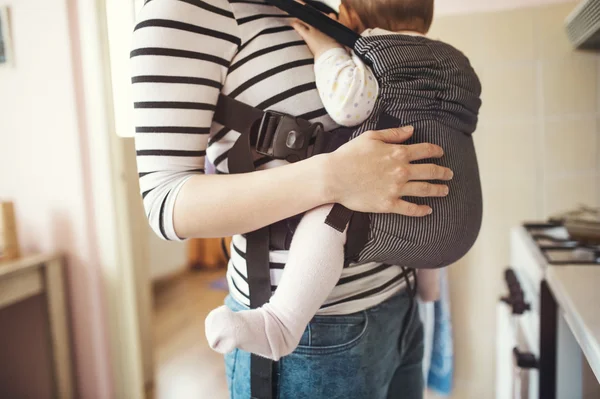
[546,267,600,383]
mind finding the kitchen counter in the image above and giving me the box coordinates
[545,265,600,383]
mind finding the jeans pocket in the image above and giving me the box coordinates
[294,311,368,356]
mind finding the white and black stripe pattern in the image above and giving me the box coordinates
[131,0,413,315]
[349,34,483,269]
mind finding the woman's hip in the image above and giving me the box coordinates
[223,291,424,399]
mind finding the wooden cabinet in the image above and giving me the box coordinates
[187,237,231,270]
[0,253,73,398]
[0,202,20,262]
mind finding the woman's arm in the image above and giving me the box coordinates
[174,127,453,238]
[131,0,242,240]
[132,0,453,241]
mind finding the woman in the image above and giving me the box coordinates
[130,0,453,397]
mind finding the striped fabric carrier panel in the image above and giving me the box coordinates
[347,34,484,270]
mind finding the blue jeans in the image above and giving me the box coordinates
[224,290,424,399]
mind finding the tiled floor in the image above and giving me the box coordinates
[149,270,229,399]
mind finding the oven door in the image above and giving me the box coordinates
[497,268,539,399]
[512,322,539,399]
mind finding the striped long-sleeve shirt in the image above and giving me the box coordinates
[131,0,413,314]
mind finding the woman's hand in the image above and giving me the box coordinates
[325,126,453,217]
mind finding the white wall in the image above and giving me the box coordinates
[435,0,578,15]
[429,2,599,397]
[148,230,187,280]
[0,0,112,397]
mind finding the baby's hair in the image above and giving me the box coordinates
[342,0,434,34]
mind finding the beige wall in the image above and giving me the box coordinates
[147,228,187,281]
[435,0,576,16]
[428,2,600,398]
[0,0,112,397]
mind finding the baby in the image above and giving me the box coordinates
[206,0,478,360]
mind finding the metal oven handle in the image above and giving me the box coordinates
[500,268,532,315]
[513,347,539,370]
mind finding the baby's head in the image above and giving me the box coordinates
[338,0,434,34]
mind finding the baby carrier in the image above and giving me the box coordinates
[213,1,483,397]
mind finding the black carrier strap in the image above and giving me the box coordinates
[266,0,360,49]
[216,93,327,399]
[221,95,277,398]
[261,0,366,236]
[246,227,275,399]
[216,94,325,164]
[212,3,366,398]
[325,204,354,233]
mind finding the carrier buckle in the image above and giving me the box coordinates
[256,111,324,163]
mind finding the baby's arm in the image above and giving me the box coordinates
[314,49,378,126]
[292,21,379,127]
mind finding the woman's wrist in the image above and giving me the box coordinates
[312,153,337,205]
[313,148,362,208]
[292,152,337,207]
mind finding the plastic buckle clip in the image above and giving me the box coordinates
[256,111,324,163]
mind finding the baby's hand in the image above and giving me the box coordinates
[292,20,344,59]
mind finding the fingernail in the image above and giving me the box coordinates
[448,170,454,179]
[427,208,433,215]
[402,125,414,133]
[444,187,450,195]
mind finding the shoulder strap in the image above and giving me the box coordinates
[266,0,360,49]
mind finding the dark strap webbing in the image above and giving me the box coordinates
[222,96,276,399]
[325,204,354,233]
[250,356,274,399]
[215,93,264,138]
[211,9,366,392]
[246,227,275,399]
[266,0,360,49]
[247,227,272,307]
[344,212,370,265]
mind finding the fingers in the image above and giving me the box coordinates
[399,182,450,198]
[403,142,445,161]
[366,126,414,144]
[291,20,309,34]
[365,126,446,161]
[405,164,454,181]
[392,200,433,217]
[291,20,316,45]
